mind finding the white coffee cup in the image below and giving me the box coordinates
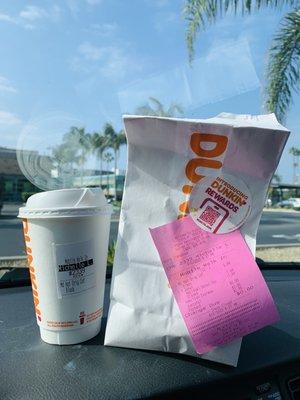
[18,188,112,345]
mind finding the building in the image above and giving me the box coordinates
[0,147,39,202]
[0,146,126,202]
[73,173,125,200]
[269,183,300,204]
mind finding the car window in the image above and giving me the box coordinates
[0,0,300,274]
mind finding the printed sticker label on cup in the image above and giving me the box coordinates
[53,240,96,298]
[189,173,251,234]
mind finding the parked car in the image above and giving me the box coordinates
[294,199,300,211]
[277,198,300,209]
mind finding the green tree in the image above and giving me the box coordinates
[135,97,184,117]
[289,146,300,183]
[103,123,127,199]
[184,1,300,121]
[103,151,114,197]
[91,132,109,188]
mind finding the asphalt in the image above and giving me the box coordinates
[257,211,300,246]
[0,204,300,257]
[0,203,119,258]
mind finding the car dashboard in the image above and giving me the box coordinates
[1,267,300,400]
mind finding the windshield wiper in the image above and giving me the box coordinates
[256,257,300,270]
[0,266,113,289]
[0,267,31,289]
[1,260,299,290]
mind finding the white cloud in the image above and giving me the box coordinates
[0,13,17,24]
[0,76,17,93]
[0,111,21,125]
[0,5,61,29]
[99,46,138,79]
[78,42,103,60]
[66,0,102,17]
[19,6,47,21]
[72,41,144,80]
[19,5,61,23]
[87,22,118,36]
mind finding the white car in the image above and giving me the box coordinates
[278,198,300,210]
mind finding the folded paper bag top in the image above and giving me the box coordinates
[104,113,289,366]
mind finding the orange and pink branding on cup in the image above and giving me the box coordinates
[22,218,42,321]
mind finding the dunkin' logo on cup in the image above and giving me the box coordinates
[178,132,228,218]
[22,219,42,321]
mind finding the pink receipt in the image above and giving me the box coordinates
[150,216,279,355]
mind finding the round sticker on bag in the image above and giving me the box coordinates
[189,173,252,234]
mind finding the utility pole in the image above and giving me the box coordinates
[296,150,300,184]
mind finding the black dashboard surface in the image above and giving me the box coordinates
[1,270,300,400]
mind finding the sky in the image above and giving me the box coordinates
[0,0,299,184]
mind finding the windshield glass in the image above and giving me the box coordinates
[0,0,300,276]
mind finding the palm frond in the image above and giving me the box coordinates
[265,9,300,121]
[167,103,184,116]
[149,97,165,115]
[184,0,298,62]
[117,129,127,146]
[135,97,184,117]
[103,123,116,139]
[135,105,156,115]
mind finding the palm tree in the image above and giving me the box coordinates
[52,142,77,172]
[135,97,184,117]
[289,146,300,183]
[272,173,282,184]
[103,123,127,199]
[184,1,300,122]
[51,142,78,187]
[103,151,114,197]
[64,127,91,186]
[91,132,109,188]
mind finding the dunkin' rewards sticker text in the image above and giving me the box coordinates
[189,173,251,234]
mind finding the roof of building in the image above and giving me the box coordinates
[0,147,115,180]
[270,182,300,189]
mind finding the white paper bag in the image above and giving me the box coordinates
[105,113,289,366]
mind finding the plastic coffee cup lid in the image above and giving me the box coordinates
[18,188,112,219]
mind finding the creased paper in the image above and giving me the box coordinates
[150,216,279,354]
[105,114,289,366]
